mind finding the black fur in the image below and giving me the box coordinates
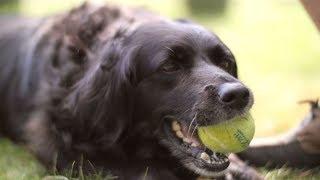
[0,3,253,180]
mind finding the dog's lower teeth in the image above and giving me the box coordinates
[210,152,229,164]
[171,121,181,131]
[212,153,220,161]
[200,152,211,163]
[191,142,198,147]
[183,137,191,144]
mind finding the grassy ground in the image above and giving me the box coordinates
[1,138,320,180]
[0,139,45,180]
[0,0,319,179]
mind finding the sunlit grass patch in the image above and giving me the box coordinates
[0,139,45,180]
[0,139,117,180]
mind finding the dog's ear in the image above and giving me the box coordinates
[60,40,139,146]
[100,41,121,72]
[60,3,124,67]
[99,40,139,87]
[65,35,91,65]
[118,46,140,87]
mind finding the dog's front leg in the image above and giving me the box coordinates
[225,154,264,180]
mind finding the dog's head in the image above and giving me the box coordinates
[109,20,254,177]
[76,19,253,177]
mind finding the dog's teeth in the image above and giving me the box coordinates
[191,142,198,147]
[171,121,181,131]
[183,137,191,144]
[176,131,184,139]
[212,153,219,161]
[200,152,211,163]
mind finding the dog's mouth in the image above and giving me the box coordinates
[162,117,230,177]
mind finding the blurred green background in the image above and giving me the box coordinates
[0,0,319,179]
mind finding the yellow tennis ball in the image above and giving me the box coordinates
[197,113,255,153]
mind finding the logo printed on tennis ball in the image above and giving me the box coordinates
[197,113,255,153]
[234,129,250,148]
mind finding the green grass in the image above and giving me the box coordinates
[1,138,320,180]
[0,0,319,179]
[0,138,118,180]
[0,139,45,180]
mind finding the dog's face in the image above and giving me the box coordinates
[118,21,254,177]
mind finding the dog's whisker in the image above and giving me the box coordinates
[187,113,197,135]
[191,124,198,138]
[164,46,175,56]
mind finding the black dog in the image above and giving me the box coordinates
[0,3,256,179]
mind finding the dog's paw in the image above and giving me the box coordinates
[226,154,264,180]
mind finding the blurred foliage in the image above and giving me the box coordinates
[186,0,228,16]
[0,0,19,13]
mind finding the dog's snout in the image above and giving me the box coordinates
[218,83,250,109]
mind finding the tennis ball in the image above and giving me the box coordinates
[197,113,255,153]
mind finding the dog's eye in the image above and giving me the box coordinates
[161,62,180,73]
[220,61,230,69]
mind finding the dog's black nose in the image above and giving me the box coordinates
[218,83,250,109]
